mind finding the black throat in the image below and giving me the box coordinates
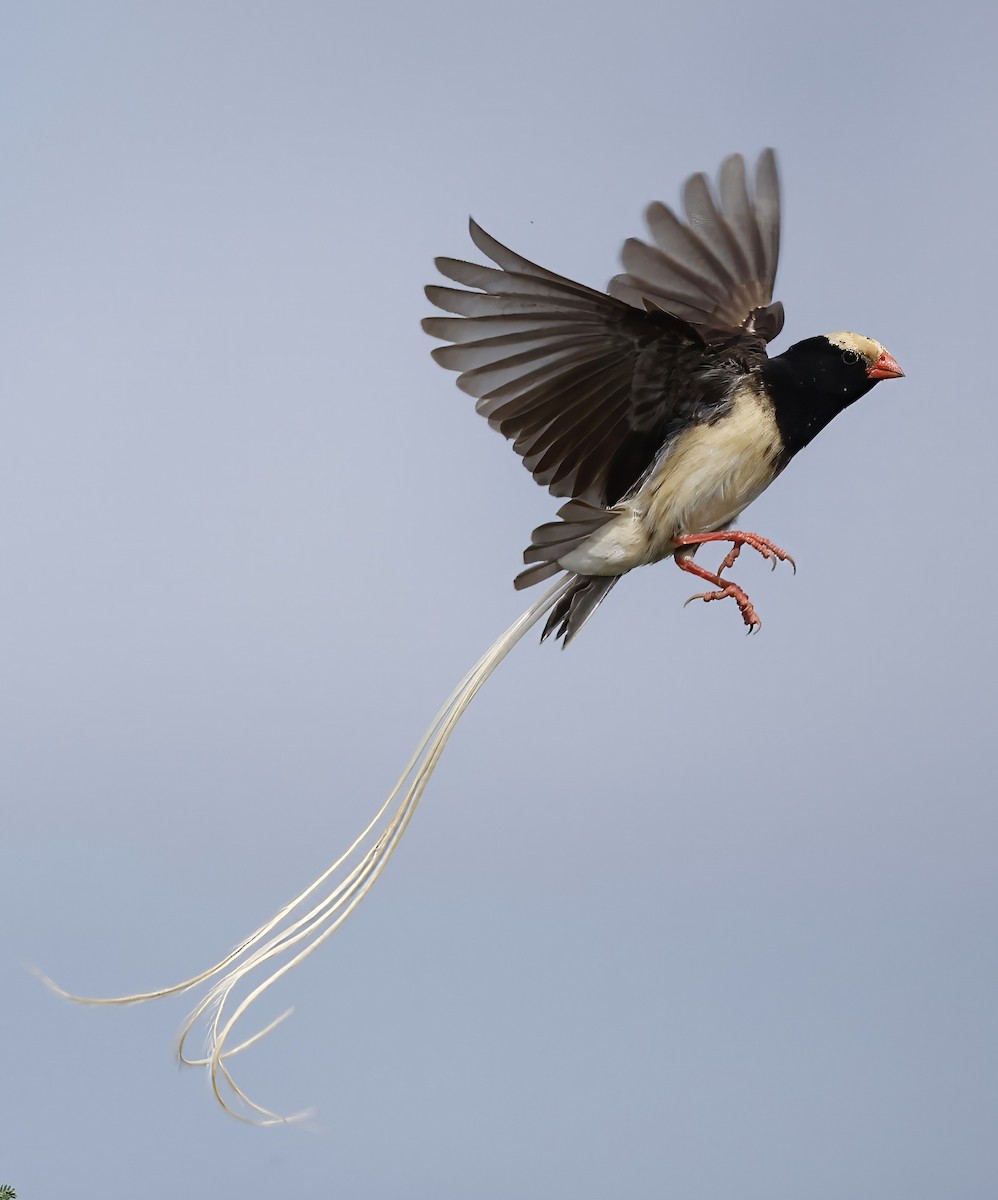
[762,336,878,466]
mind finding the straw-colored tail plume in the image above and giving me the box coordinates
[37,575,577,1124]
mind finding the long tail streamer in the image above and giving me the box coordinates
[37,575,577,1124]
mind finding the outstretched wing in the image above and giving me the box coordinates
[423,220,713,508]
[609,149,784,346]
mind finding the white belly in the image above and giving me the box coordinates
[558,384,781,577]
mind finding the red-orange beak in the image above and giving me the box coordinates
[867,349,904,380]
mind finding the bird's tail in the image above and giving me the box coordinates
[540,574,619,646]
[36,573,578,1125]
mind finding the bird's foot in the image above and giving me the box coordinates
[682,581,762,631]
[674,530,796,576]
[674,551,765,632]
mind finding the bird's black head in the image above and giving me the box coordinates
[764,331,904,462]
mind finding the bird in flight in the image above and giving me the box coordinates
[45,150,903,1122]
[424,148,902,641]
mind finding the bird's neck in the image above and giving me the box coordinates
[762,355,875,464]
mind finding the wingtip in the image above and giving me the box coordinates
[468,216,499,259]
[719,150,748,176]
[424,283,455,312]
[756,147,780,190]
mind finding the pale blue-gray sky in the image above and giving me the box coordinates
[3,3,997,1197]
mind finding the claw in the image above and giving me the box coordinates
[684,589,724,607]
[681,582,760,630]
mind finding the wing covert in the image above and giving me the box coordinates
[423,222,702,506]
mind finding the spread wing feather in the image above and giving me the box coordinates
[608,150,783,344]
[424,242,688,506]
[423,150,783,510]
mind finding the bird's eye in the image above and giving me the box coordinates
[841,350,859,365]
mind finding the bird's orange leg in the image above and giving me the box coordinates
[675,554,762,631]
[674,530,796,574]
[672,531,796,631]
